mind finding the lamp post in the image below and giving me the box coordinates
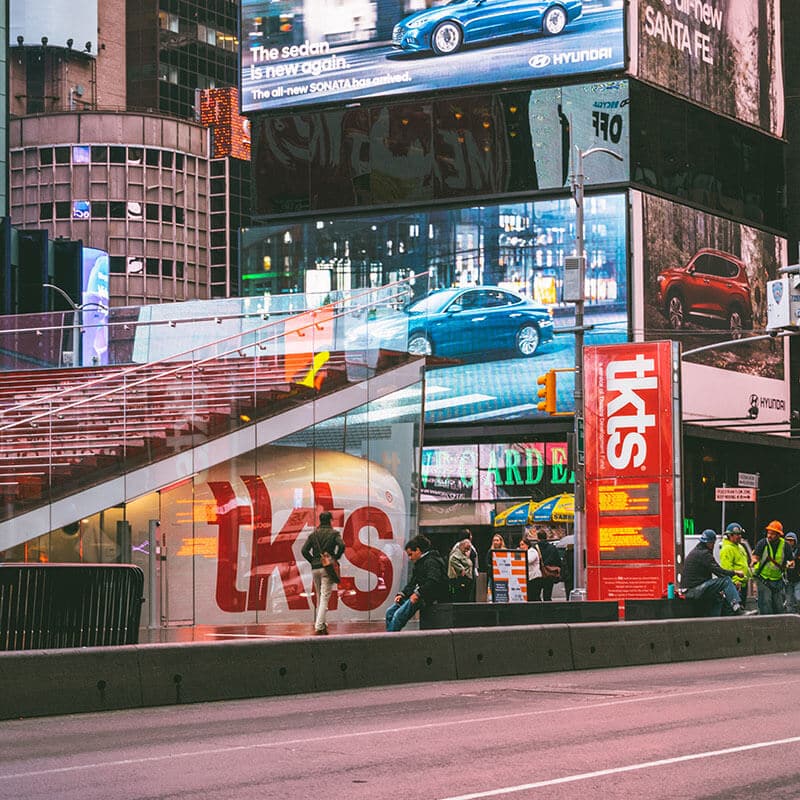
[568,145,623,600]
[42,283,107,367]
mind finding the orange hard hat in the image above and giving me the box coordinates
[766,520,784,535]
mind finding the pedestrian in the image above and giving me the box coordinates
[521,534,543,601]
[301,511,345,635]
[719,522,752,606]
[784,532,800,613]
[559,539,574,600]
[752,520,794,615]
[680,528,751,616]
[385,534,448,632]
[448,538,474,602]
[534,529,561,602]
[459,528,479,601]
[486,532,506,601]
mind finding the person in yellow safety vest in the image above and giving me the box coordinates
[720,522,752,606]
[751,520,795,615]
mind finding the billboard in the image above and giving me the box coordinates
[630,0,783,137]
[242,191,629,424]
[240,0,625,112]
[81,247,109,366]
[584,340,680,601]
[635,191,789,431]
[11,0,97,55]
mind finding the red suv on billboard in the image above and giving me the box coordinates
[656,248,753,337]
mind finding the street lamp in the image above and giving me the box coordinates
[42,283,108,367]
[567,145,623,601]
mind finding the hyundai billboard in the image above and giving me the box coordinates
[635,191,789,432]
[240,0,625,112]
[630,0,783,137]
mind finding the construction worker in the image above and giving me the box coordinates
[681,529,751,616]
[720,522,752,606]
[784,532,800,613]
[751,520,795,615]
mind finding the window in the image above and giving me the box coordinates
[39,203,53,220]
[146,149,160,166]
[175,207,185,225]
[110,256,125,273]
[146,203,159,221]
[54,147,70,165]
[127,202,143,220]
[109,147,126,164]
[55,201,71,219]
[146,258,159,275]
[127,257,144,274]
[175,153,184,171]
[162,151,174,169]
[73,200,91,220]
[91,146,108,163]
[162,260,174,277]
[39,148,53,166]
[128,148,144,164]
[176,261,185,278]
[72,146,90,164]
[162,206,173,222]
[110,202,126,219]
[91,201,108,219]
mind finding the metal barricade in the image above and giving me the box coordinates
[0,564,144,650]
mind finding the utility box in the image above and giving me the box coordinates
[766,277,800,330]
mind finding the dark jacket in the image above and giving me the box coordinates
[681,543,736,590]
[400,550,448,604]
[536,540,561,569]
[301,524,345,569]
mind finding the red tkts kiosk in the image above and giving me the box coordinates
[583,341,682,605]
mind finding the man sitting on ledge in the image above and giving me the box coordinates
[386,534,448,632]
[681,528,754,616]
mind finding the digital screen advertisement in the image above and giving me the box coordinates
[242,191,629,424]
[635,191,789,431]
[81,246,109,366]
[630,0,783,136]
[420,441,573,502]
[240,0,625,112]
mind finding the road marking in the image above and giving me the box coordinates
[3,675,799,782]
[438,735,800,799]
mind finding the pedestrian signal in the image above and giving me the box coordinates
[536,369,556,414]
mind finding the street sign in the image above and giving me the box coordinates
[738,472,759,489]
[715,487,757,502]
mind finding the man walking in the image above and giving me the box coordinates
[301,511,345,635]
[386,534,448,632]
[752,520,794,615]
[719,522,752,606]
[680,528,751,616]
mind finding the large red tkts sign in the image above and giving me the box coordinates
[584,341,681,602]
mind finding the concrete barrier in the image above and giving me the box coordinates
[309,631,457,692]
[624,599,705,620]
[568,621,678,669]
[0,646,142,720]
[451,624,573,680]
[137,639,317,708]
[662,617,755,662]
[5,616,800,720]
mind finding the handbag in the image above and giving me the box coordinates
[321,551,341,583]
[536,544,561,580]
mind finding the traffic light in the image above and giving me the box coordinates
[536,369,556,414]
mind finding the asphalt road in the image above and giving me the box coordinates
[242,8,623,111]
[3,652,800,800]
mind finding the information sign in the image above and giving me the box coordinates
[715,487,757,503]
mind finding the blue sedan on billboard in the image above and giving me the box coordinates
[392,0,582,56]
[348,286,554,358]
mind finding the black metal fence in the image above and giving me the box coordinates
[0,564,144,650]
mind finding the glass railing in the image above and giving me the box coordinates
[0,273,431,523]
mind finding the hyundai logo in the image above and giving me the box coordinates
[528,54,551,68]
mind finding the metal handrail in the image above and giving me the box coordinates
[0,274,425,432]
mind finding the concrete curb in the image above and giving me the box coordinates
[2,615,800,720]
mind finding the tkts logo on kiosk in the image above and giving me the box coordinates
[583,341,681,602]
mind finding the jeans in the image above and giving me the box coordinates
[312,567,335,631]
[385,597,419,631]
[685,576,741,616]
[786,581,800,613]
[756,576,785,615]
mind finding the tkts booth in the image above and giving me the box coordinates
[583,341,682,604]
